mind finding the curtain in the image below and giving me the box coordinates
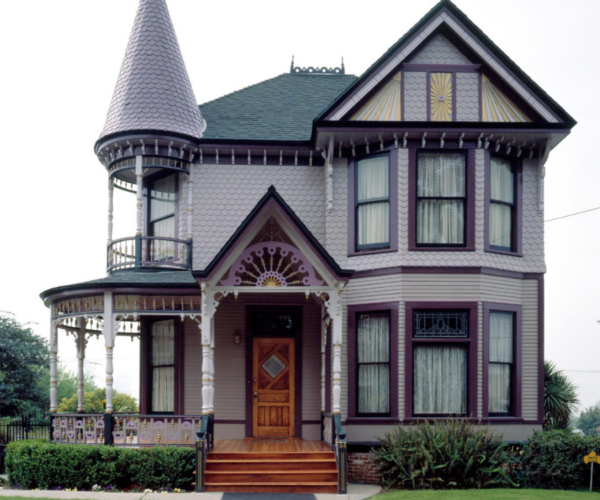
[489,312,514,414]
[152,320,175,412]
[358,314,390,414]
[414,345,467,414]
[357,156,390,246]
[417,153,465,244]
[490,158,514,250]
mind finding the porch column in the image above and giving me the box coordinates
[103,291,115,413]
[321,309,328,413]
[200,287,212,415]
[208,318,215,414]
[77,317,87,413]
[107,177,114,245]
[331,291,343,415]
[49,318,58,413]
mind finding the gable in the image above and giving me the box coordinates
[323,1,574,125]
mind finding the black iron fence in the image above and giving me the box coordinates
[0,416,50,473]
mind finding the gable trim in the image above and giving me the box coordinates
[192,186,354,282]
[320,1,574,126]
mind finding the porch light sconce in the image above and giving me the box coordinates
[234,329,242,345]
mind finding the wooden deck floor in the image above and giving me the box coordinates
[212,439,331,454]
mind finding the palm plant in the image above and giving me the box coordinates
[544,360,579,429]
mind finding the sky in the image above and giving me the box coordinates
[0,0,598,415]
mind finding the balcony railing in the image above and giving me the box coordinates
[51,414,203,447]
[107,235,192,272]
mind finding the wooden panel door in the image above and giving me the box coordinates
[252,337,295,437]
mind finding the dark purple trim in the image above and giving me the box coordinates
[347,149,399,257]
[405,302,478,419]
[403,63,481,71]
[302,420,322,425]
[484,150,523,255]
[482,302,522,419]
[452,72,457,122]
[351,266,544,279]
[426,72,431,121]
[347,302,399,420]
[478,72,483,122]
[140,317,149,414]
[245,305,303,438]
[538,276,545,424]
[214,420,246,424]
[401,69,406,120]
[408,148,476,251]
[344,418,401,425]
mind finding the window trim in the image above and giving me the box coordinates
[408,148,476,251]
[405,302,478,419]
[348,150,398,256]
[485,152,523,256]
[347,302,399,420]
[482,302,522,419]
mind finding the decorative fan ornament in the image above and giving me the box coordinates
[430,73,453,121]
[351,72,402,121]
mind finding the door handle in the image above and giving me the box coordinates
[254,392,258,404]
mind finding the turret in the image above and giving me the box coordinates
[95,0,204,273]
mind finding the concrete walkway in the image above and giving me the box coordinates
[0,484,381,500]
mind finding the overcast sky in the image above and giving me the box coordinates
[0,0,598,415]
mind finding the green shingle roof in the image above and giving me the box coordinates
[199,73,358,142]
[40,271,198,300]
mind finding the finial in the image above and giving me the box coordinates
[341,57,345,73]
[290,55,295,73]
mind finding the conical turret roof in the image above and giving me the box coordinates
[98,0,205,144]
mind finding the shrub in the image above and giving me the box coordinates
[373,419,514,489]
[5,440,195,491]
[519,429,600,491]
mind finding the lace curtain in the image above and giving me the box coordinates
[152,319,175,412]
[490,158,514,250]
[357,313,390,414]
[414,345,467,414]
[489,312,514,414]
[357,156,390,247]
[417,153,465,244]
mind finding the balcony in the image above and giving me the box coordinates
[107,235,192,272]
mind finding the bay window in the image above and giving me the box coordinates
[416,152,466,246]
[406,303,477,419]
[357,312,390,416]
[356,155,390,250]
[488,311,514,415]
[489,157,515,252]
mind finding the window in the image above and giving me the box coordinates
[148,173,177,238]
[488,311,514,416]
[412,310,469,415]
[489,157,515,252]
[356,155,390,250]
[416,152,466,246]
[150,319,175,413]
[357,312,390,416]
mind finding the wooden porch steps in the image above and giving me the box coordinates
[205,441,338,493]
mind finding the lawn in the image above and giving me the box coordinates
[376,490,599,499]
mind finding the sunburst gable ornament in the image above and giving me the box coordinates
[430,73,453,121]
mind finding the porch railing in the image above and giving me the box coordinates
[51,414,204,447]
[322,412,347,494]
[107,235,192,272]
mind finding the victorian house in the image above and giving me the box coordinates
[41,0,575,493]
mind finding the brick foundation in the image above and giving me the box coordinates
[348,451,381,485]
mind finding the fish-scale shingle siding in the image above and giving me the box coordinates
[403,72,427,121]
[408,33,472,65]
[456,73,480,121]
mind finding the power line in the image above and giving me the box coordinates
[545,206,600,222]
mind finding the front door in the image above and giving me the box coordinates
[252,337,295,437]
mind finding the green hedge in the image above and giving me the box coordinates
[519,430,600,491]
[373,420,514,490]
[6,440,195,491]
